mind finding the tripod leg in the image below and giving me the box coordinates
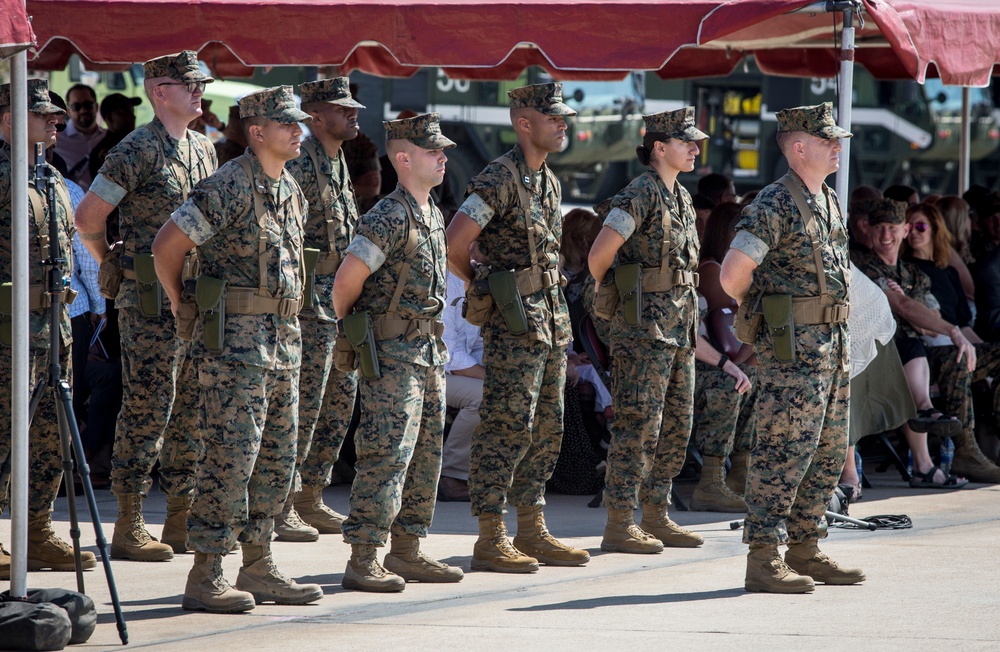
[825,510,878,531]
[56,380,129,644]
[54,394,85,593]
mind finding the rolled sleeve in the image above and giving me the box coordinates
[457,193,495,229]
[730,230,770,266]
[88,173,127,207]
[171,201,216,246]
[346,234,386,274]
[604,207,636,240]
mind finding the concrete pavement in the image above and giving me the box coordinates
[3,471,999,651]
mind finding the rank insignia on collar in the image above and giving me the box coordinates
[523,175,531,185]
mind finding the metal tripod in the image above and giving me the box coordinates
[24,143,127,643]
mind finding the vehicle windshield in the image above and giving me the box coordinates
[924,79,991,115]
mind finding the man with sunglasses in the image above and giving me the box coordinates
[54,83,106,190]
[75,50,217,563]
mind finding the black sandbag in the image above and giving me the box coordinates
[20,589,96,644]
[0,600,72,651]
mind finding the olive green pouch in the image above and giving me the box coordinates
[196,275,227,352]
[302,248,320,310]
[133,252,162,318]
[615,262,643,328]
[762,293,795,363]
[0,282,12,347]
[344,311,380,379]
[488,269,528,335]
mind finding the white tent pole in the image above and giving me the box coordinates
[834,4,856,218]
[9,46,30,599]
[959,87,970,194]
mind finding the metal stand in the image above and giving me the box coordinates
[25,144,128,644]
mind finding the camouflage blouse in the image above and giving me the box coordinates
[851,247,938,340]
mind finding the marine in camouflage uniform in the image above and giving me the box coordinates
[334,113,461,591]
[448,83,588,572]
[724,102,863,593]
[0,80,97,577]
[77,51,217,560]
[592,108,707,554]
[159,86,321,612]
[280,77,364,539]
[852,200,1000,483]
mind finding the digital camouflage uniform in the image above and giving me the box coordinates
[601,133,702,510]
[461,141,571,517]
[340,180,449,546]
[285,83,362,493]
[171,140,306,553]
[731,165,851,548]
[693,361,756,458]
[0,113,74,519]
[90,82,217,499]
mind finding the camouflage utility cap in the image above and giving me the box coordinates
[0,79,65,115]
[508,82,577,116]
[849,196,882,218]
[239,86,312,124]
[867,198,907,226]
[643,106,707,142]
[776,102,852,139]
[143,50,214,84]
[384,112,456,149]
[299,77,365,108]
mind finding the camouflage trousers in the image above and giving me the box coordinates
[188,360,298,554]
[693,360,757,458]
[927,341,1000,448]
[0,346,70,517]
[112,306,201,498]
[342,357,444,545]
[292,318,358,491]
[470,336,565,516]
[743,348,849,547]
[604,339,695,510]
[301,334,357,488]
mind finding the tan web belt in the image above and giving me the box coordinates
[225,287,303,317]
[514,266,564,297]
[792,298,850,325]
[641,268,699,293]
[314,252,341,276]
[374,318,445,342]
[29,285,76,311]
[121,251,199,281]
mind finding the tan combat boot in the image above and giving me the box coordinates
[951,436,1000,483]
[601,508,663,554]
[785,540,865,585]
[293,485,346,534]
[472,514,539,573]
[0,542,10,580]
[111,494,173,561]
[640,504,704,548]
[182,552,256,613]
[512,505,590,566]
[161,494,192,554]
[235,543,324,604]
[342,544,406,592]
[27,512,98,571]
[745,545,814,593]
[726,451,750,495]
[273,499,320,542]
[691,456,748,512]
[383,534,464,583]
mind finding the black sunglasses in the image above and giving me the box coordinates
[71,101,96,112]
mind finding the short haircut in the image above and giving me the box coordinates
[697,173,732,205]
[775,130,798,156]
[240,116,269,140]
[67,83,96,103]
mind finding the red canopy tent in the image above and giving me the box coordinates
[20,0,1000,85]
[1,0,34,59]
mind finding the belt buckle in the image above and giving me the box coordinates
[277,298,297,317]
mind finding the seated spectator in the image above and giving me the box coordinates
[884,183,919,206]
[854,198,1000,484]
[971,191,1000,262]
[692,193,715,242]
[697,172,736,207]
[214,105,246,166]
[847,184,881,252]
[690,201,756,511]
[561,207,602,343]
[936,195,976,303]
[88,93,140,184]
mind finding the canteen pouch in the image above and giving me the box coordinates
[302,248,320,310]
[734,294,764,345]
[344,311,380,379]
[463,266,494,327]
[762,293,796,363]
[132,252,162,317]
[614,262,643,328]
[0,282,11,347]
[98,241,124,300]
[333,332,358,373]
[488,269,529,335]
[196,275,227,352]
[593,273,619,321]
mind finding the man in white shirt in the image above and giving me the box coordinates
[55,84,106,190]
